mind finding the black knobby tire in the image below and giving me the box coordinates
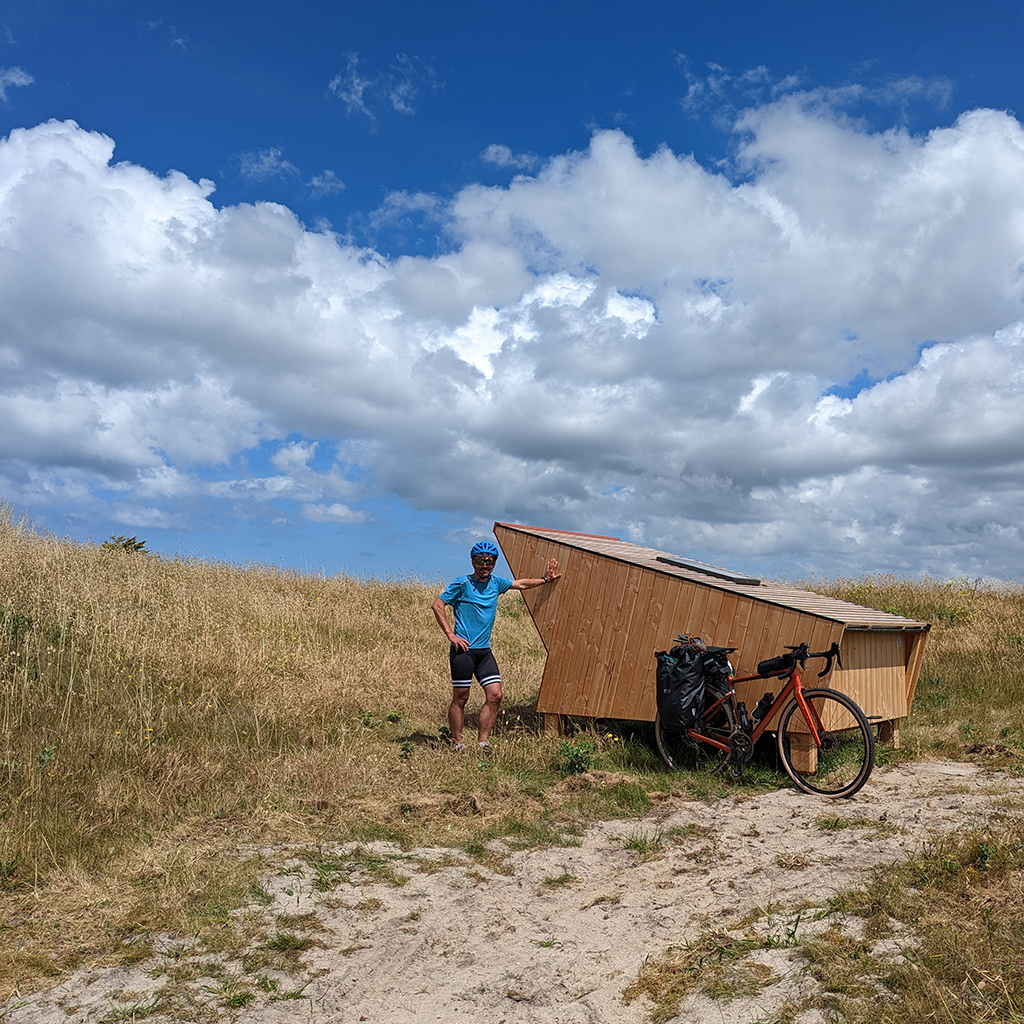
[776,688,875,798]
[654,693,735,773]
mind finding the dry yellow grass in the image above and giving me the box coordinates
[1,512,669,997]
[4,511,1024,1005]
[803,574,1024,755]
[0,512,558,996]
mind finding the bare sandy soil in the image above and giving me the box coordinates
[7,760,1022,1024]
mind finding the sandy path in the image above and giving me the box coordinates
[9,760,1022,1024]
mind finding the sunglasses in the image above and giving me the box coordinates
[472,556,497,564]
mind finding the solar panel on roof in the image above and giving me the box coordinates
[655,555,761,586]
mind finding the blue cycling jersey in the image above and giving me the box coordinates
[438,574,513,649]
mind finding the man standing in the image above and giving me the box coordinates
[432,540,560,753]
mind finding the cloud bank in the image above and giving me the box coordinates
[2,96,1024,577]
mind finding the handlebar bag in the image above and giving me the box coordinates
[757,653,795,677]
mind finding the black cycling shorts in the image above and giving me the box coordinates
[450,647,501,689]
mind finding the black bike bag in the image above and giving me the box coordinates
[757,653,795,677]
[655,646,707,731]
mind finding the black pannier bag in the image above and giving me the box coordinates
[701,646,735,727]
[702,646,734,688]
[655,637,737,732]
[654,643,707,732]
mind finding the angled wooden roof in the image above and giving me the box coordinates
[496,522,930,632]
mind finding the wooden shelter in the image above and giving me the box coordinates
[495,522,931,744]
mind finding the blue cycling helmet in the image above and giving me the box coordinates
[470,540,500,559]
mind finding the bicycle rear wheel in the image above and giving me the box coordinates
[654,698,735,773]
[776,688,874,798]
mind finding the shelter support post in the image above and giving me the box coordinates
[787,733,818,774]
[542,713,564,738]
[877,718,901,749]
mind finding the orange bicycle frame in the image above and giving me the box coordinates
[687,662,825,750]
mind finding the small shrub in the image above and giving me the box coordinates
[101,535,148,552]
[555,739,596,775]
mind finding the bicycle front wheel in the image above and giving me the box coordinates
[776,688,875,798]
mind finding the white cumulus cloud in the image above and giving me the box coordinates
[301,502,368,524]
[4,99,1024,577]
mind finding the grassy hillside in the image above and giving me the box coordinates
[804,573,1024,757]
[3,511,1024,1001]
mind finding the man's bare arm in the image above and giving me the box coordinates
[432,596,470,651]
[509,557,562,592]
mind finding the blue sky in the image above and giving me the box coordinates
[3,0,1024,582]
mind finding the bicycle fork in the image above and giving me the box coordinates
[793,687,825,746]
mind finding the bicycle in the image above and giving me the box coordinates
[654,641,875,798]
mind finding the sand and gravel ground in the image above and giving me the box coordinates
[7,760,1022,1024]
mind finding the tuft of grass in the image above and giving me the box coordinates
[775,852,811,870]
[264,932,314,954]
[216,983,257,1008]
[274,911,323,931]
[302,846,410,890]
[621,827,664,859]
[101,995,164,1021]
[701,960,775,1001]
[541,871,578,888]
[624,933,775,1021]
[613,780,652,813]
[815,815,899,839]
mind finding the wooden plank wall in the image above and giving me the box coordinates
[832,631,909,721]
[497,525,844,722]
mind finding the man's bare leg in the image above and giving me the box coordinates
[448,688,470,744]
[478,682,503,743]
